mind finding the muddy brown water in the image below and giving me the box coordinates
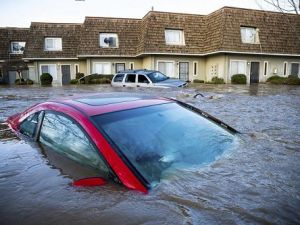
[0,84,299,225]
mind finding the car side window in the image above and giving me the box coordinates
[125,74,136,83]
[138,74,150,83]
[113,74,125,82]
[19,112,39,138]
[39,112,109,176]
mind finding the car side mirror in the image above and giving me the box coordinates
[73,177,106,187]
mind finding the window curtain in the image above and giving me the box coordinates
[94,63,111,74]
[241,27,256,43]
[230,61,246,75]
[45,38,62,50]
[158,62,174,77]
[165,30,183,44]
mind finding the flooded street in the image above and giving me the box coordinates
[0,84,299,225]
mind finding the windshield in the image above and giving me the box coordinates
[93,103,238,187]
[147,72,168,83]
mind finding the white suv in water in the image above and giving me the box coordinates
[111,69,187,88]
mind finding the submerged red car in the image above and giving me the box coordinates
[7,94,238,193]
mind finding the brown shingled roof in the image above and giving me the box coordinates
[0,27,29,60]
[137,11,206,55]
[78,17,141,56]
[139,8,300,55]
[1,6,299,59]
[24,22,81,58]
[220,7,300,54]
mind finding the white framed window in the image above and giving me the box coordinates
[99,33,118,48]
[129,62,134,70]
[44,38,62,51]
[240,27,259,44]
[263,61,268,76]
[40,64,57,80]
[283,62,288,76]
[74,64,79,74]
[93,62,111,74]
[230,60,247,76]
[193,61,198,76]
[10,42,26,54]
[165,29,185,45]
[157,61,175,77]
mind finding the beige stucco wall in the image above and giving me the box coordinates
[27,60,86,85]
[145,56,205,81]
[89,58,143,74]
[205,55,228,82]
[225,54,300,83]
[142,56,155,70]
[26,55,300,85]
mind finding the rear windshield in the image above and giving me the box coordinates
[146,72,168,83]
[92,103,238,187]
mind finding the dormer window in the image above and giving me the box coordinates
[10,42,26,54]
[44,37,62,51]
[240,27,259,44]
[165,29,185,45]
[99,33,118,48]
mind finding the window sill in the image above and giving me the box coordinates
[99,46,119,49]
[10,52,24,55]
[241,42,260,45]
[165,43,185,46]
[44,49,63,52]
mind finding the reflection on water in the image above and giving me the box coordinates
[0,84,300,225]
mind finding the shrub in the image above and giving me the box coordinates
[89,78,111,84]
[70,79,78,84]
[193,79,204,83]
[266,75,300,85]
[231,74,246,84]
[75,72,84,80]
[15,79,33,85]
[15,79,25,85]
[266,75,282,82]
[26,79,34,85]
[206,76,225,84]
[81,74,113,84]
[40,73,53,85]
[286,76,300,85]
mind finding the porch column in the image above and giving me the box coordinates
[86,58,91,75]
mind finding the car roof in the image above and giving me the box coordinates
[116,69,158,75]
[54,94,173,117]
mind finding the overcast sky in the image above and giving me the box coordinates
[1,0,274,27]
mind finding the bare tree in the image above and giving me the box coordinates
[257,0,299,14]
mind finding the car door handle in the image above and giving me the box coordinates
[137,85,140,87]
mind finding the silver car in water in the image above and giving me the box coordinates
[111,70,187,88]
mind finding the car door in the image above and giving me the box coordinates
[137,74,151,87]
[124,73,137,87]
[112,73,125,87]
[38,111,110,176]
[19,111,44,140]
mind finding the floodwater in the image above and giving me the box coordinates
[0,84,299,225]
